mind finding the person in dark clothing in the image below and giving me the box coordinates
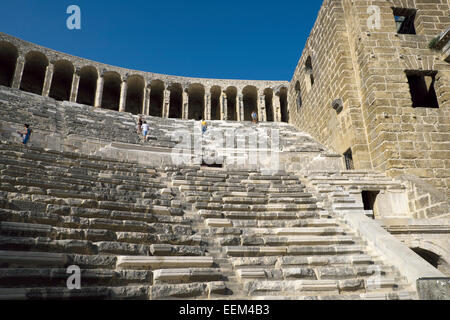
[18,124,32,145]
[137,117,143,135]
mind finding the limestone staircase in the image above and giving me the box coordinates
[0,139,418,300]
[170,167,417,300]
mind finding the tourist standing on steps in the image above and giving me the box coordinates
[201,119,208,134]
[251,110,258,124]
[17,124,32,145]
[141,121,150,141]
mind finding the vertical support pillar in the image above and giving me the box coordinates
[205,92,211,120]
[182,89,189,119]
[218,91,223,120]
[70,69,80,102]
[273,92,281,122]
[234,94,239,121]
[163,88,170,118]
[12,56,25,89]
[143,85,151,115]
[119,78,127,112]
[222,91,228,121]
[238,94,244,121]
[258,91,266,122]
[94,74,104,108]
[42,63,54,97]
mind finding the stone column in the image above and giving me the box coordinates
[235,94,240,121]
[143,86,151,115]
[221,91,228,120]
[182,89,189,120]
[238,94,244,121]
[70,70,80,102]
[119,78,128,112]
[11,56,25,89]
[205,92,211,120]
[162,89,170,118]
[42,63,54,97]
[94,75,104,108]
[259,92,266,122]
[273,92,281,122]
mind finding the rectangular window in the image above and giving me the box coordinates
[344,149,354,170]
[393,8,417,34]
[406,71,439,109]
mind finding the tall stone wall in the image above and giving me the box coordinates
[288,0,450,197]
[288,0,373,171]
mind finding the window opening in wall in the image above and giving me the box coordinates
[295,81,302,111]
[406,71,439,109]
[201,162,223,169]
[332,99,343,115]
[344,148,354,170]
[305,56,314,88]
[393,8,417,34]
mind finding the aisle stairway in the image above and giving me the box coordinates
[170,167,417,299]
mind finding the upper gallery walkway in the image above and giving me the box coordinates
[0,33,290,123]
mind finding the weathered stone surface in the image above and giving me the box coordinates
[417,278,450,300]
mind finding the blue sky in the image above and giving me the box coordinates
[0,1,323,81]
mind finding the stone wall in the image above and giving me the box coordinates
[288,0,450,198]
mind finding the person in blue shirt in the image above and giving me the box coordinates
[251,110,258,124]
[18,124,32,145]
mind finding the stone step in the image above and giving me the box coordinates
[235,265,396,282]
[246,227,345,236]
[116,256,214,270]
[231,254,377,269]
[241,235,355,246]
[153,268,223,284]
[0,268,153,286]
[243,279,340,296]
[0,221,194,245]
[229,219,339,229]
[332,203,364,211]
[0,250,68,267]
[227,211,319,220]
[0,235,202,256]
[3,195,183,216]
[0,209,169,234]
[225,245,366,257]
[0,285,149,300]
[196,203,319,212]
[149,281,227,299]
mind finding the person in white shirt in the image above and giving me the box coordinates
[141,121,150,139]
